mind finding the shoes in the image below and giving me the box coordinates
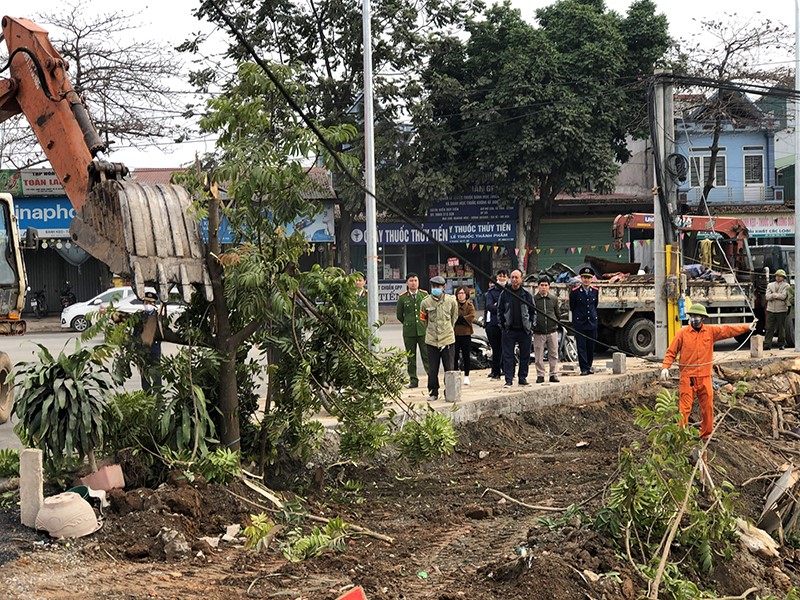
[580,371,591,376]
[503,382,512,388]
[488,373,501,380]
[536,376,545,384]
[463,376,470,386]
[428,393,438,401]
[549,376,560,383]
[588,368,594,374]
[407,383,418,389]
[519,379,530,386]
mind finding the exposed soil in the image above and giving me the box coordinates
[2,375,800,599]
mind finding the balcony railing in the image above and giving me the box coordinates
[678,185,785,205]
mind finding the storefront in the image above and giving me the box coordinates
[350,194,518,304]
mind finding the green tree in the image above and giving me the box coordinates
[191,0,482,272]
[160,62,404,473]
[411,0,670,271]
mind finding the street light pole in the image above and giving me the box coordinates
[362,0,379,348]
[794,0,800,351]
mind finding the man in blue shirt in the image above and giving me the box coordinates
[569,266,599,376]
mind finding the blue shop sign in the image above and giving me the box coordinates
[200,202,336,245]
[350,221,516,245]
[427,193,517,222]
[15,196,75,238]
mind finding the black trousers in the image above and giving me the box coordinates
[486,324,503,376]
[426,344,454,397]
[574,326,597,374]
[454,335,471,375]
[502,328,532,384]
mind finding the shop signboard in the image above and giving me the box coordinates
[377,282,407,304]
[19,169,65,196]
[427,194,517,222]
[0,170,23,196]
[350,220,515,245]
[200,201,336,244]
[730,213,794,238]
[15,196,75,238]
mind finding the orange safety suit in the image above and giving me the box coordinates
[661,323,750,439]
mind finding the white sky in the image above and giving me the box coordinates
[9,0,798,168]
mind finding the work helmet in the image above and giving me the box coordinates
[775,269,787,277]
[685,303,708,317]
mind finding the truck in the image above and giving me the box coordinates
[0,16,212,422]
[536,213,766,357]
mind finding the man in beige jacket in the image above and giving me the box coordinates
[420,275,458,401]
[765,269,790,350]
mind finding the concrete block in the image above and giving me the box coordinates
[612,353,627,375]
[751,335,763,358]
[444,371,462,402]
[81,464,125,491]
[20,449,44,529]
[561,364,577,372]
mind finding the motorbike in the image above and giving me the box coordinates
[29,285,48,318]
[468,315,578,369]
[60,281,77,309]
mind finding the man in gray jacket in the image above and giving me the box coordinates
[765,269,791,350]
[420,275,459,401]
[532,277,565,383]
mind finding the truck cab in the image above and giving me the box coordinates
[750,245,794,277]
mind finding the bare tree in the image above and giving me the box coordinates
[0,0,190,168]
[673,14,791,214]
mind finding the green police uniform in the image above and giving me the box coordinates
[396,289,430,386]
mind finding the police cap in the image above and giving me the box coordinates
[579,267,595,277]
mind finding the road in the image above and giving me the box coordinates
[0,324,414,451]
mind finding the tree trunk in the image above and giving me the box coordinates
[698,113,723,215]
[525,199,548,274]
[338,205,354,272]
[218,351,240,450]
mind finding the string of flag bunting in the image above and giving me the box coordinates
[464,238,655,255]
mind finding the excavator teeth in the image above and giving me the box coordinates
[70,180,213,301]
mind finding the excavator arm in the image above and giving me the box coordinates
[612,212,749,250]
[0,16,211,301]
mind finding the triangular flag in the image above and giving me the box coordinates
[591,246,596,250]
[646,239,652,245]
[625,242,631,249]
[571,248,576,254]
[471,243,477,250]
[480,244,485,251]
[577,247,582,254]
[536,248,541,254]
[604,244,609,251]
[514,248,519,256]
[680,233,685,240]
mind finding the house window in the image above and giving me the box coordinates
[690,155,727,188]
[744,154,764,185]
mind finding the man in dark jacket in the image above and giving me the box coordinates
[497,269,535,387]
[533,277,565,383]
[569,266,599,375]
[484,269,508,379]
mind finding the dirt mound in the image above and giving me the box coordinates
[2,379,800,598]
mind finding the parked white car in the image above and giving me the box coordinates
[60,287,135,332]
[114,290,186,319]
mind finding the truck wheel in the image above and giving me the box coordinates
[623,317,655,356]
[615,328,628,353]
[0,352,13,424]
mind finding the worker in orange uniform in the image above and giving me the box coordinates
[659,304,756,439]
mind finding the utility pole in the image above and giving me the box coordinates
[653,70,669,358]
[362,0,379,349]
[794,0,800,352]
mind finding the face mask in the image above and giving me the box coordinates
[431,288,443,297]
[690,316,703,330]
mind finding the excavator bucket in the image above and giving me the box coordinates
[70,179,213,302]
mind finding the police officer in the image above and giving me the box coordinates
[396,272,430,388]
[569,266,599,375]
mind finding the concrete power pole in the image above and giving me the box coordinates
[653,70,677,359]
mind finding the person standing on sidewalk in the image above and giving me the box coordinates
[497,269,535,388]
[660,303,755,440]
[765,269,790,350]
[420,275,458,401]
[569,266,599,376]
[484,270,508,379]
[454,286,476,386]
[355,274,368,313]
[396,272,429,388]
[532,276,564,383]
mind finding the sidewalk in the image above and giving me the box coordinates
[22,316,64,334]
